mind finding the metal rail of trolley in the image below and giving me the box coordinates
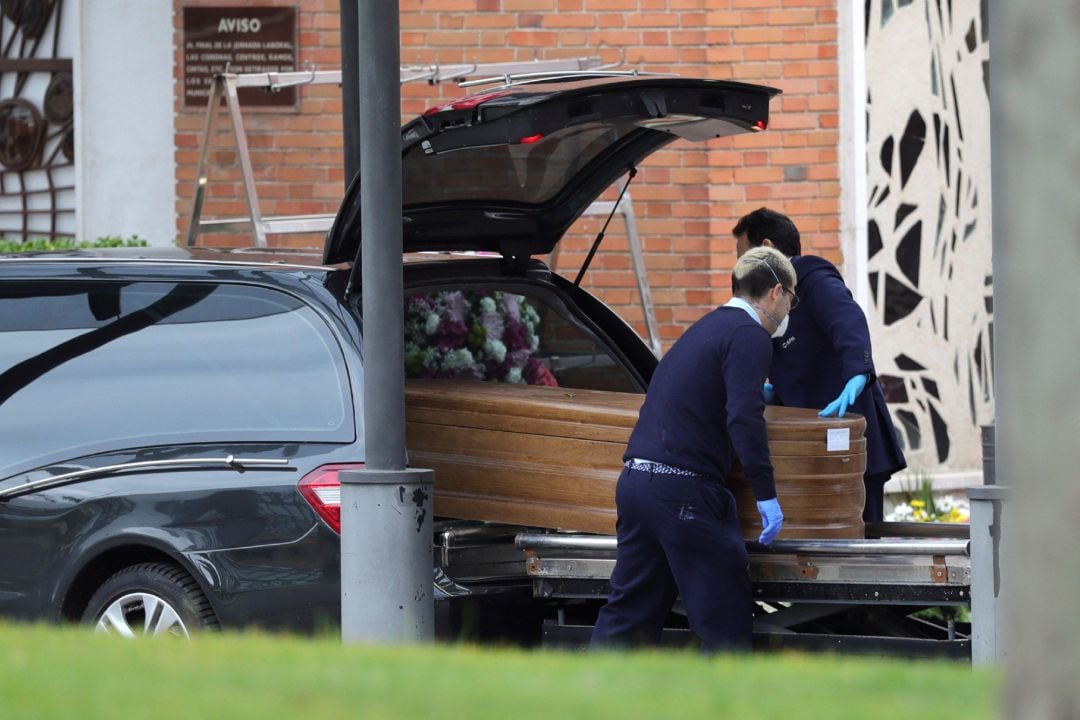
[515,531,972,605]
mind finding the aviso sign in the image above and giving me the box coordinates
[182,6,298,108]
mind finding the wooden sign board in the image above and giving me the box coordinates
[182,6,297,108]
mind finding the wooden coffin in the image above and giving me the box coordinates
[727,407,867,539]
[405,379,867,539]
[405,380,634,534]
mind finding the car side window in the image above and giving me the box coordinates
[403,288,636,392]
[0,281,353,478]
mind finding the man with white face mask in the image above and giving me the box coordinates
[591,246,794,652]
[733,207,906,522]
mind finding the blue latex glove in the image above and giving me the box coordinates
[756,498,784,545]
[763,382,777,405]
[819,374,869,418]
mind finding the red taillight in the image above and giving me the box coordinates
[298,463,364,534]
[754,119,767,131]
[422,89,511,117]
[519,133,544,144]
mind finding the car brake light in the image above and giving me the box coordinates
[422,89,511,117]
[754,119,767,131]
[519,133,544,144]
[298,463,365,534]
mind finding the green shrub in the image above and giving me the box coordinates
[0,235,149,253]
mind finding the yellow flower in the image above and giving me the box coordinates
[911,500,926,509]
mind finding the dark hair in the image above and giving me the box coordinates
[732,207,802,257]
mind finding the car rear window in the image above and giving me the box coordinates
[402,118,637,206]
[404,287,637,392]
[0,281,353,478]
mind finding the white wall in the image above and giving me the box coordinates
[74,1,175,245]
[837,0,868,310]
[864,0,994,475]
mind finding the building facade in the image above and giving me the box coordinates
[0,1,992,481]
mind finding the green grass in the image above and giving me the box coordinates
[0,623,997,720]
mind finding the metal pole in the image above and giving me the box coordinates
[340,0,434,644]
[338,0,361,188]
[989,0,1080,713]
[967,485,1008,666]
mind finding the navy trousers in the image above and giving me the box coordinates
[590,465,753,651]
[863,471,890,523]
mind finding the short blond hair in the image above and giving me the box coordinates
[732,246,796,300]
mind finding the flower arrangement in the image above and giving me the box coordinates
[404,290,558,386]
[886,474,970,523]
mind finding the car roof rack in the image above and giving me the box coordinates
[458,68,679,89]
[186,56,609,250]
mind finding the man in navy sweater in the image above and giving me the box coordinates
[591,246,795,651]
[732,207,907,522]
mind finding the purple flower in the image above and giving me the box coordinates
[508,348,531,369]
[503,319,530,352]
[443,291,468,323]
[481,310,504,343]
[524,357,559,386]
[502,293,521,322]
[435,320,469,350]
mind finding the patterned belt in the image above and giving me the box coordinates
[624,458,701,477]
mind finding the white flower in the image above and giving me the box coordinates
[886,502,915,522]
[522,302,540,326]
[506,367,523,384]
[444,348,475,369]
[480,297,496,314]
[937,495,957,513]
[424,312,440,335]
[484,339,507,363]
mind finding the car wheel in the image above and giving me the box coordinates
[82,562,218,638]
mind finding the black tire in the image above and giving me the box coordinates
[81,561,218,638]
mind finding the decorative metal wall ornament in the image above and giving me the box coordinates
[0,98,44,170]
[0,0,73,240]
[5,0,53,40]
[42,69,70,122]
[865,0,993,474]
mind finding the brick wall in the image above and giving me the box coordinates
[174,0,840,346]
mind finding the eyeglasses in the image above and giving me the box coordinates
[756,260,799,309]
[782,286,799,309]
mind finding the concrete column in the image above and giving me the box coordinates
[340,469,434,644]
[73,1,175,245]
[967,485,1008,666]
[989,0,1080,715]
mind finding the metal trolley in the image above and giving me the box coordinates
[516,524,972,658]
[435,489,1008,663]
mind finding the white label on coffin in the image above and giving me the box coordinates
[826,428,850,452]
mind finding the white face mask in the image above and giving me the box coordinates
[752,302,789,339]
[748,259,792,338]
[772,313,789,339]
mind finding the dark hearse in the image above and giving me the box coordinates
[0,75,777,637]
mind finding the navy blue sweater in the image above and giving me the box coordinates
[625,306,777,501]
[770,255,906,479]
